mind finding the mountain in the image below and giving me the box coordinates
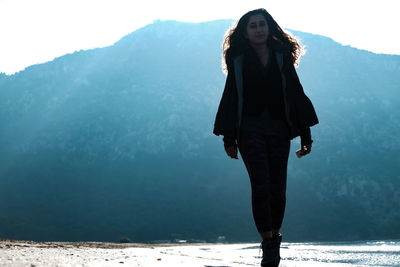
[0,20,399,242]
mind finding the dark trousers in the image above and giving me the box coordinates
[238,131,290,233]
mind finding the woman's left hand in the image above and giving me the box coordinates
[296,143,312,158]
[300,143,312,156]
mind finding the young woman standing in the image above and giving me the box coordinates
[213,8,319,267]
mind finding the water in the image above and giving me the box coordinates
[245,240,400,266]
[146,239,400,266]
[168,240,400,266]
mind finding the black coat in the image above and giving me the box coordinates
[213,51,319,141]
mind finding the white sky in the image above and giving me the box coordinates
[0,0,399,74]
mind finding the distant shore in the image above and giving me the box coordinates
[0,237,211,249]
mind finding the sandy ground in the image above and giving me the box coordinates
[0,238,356,267]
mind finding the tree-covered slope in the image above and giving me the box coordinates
[0,20,399,242]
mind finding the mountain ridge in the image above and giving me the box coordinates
[4,19,399,77]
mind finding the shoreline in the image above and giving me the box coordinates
[0,239,260,267]
[1,238,397,266]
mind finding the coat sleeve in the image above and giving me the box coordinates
[213,70,238,139]
[285,58,319,131]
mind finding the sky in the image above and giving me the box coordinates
[0,0,399,74]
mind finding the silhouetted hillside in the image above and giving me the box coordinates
[0,20,399,242]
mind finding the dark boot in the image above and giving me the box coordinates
[274,233,282,265]
[260,234,282,267]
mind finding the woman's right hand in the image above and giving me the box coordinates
[224,144,239,159]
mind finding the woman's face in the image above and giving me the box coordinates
[245,14,269,46]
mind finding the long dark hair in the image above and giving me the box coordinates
[222,8,304,73]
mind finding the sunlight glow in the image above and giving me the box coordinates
[0,0,399,74]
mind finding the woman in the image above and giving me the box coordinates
[213,8,318,267]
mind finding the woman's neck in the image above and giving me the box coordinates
[250,43,269,57]
[250,43,270,66]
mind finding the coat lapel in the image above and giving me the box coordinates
[234,55,244,132]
